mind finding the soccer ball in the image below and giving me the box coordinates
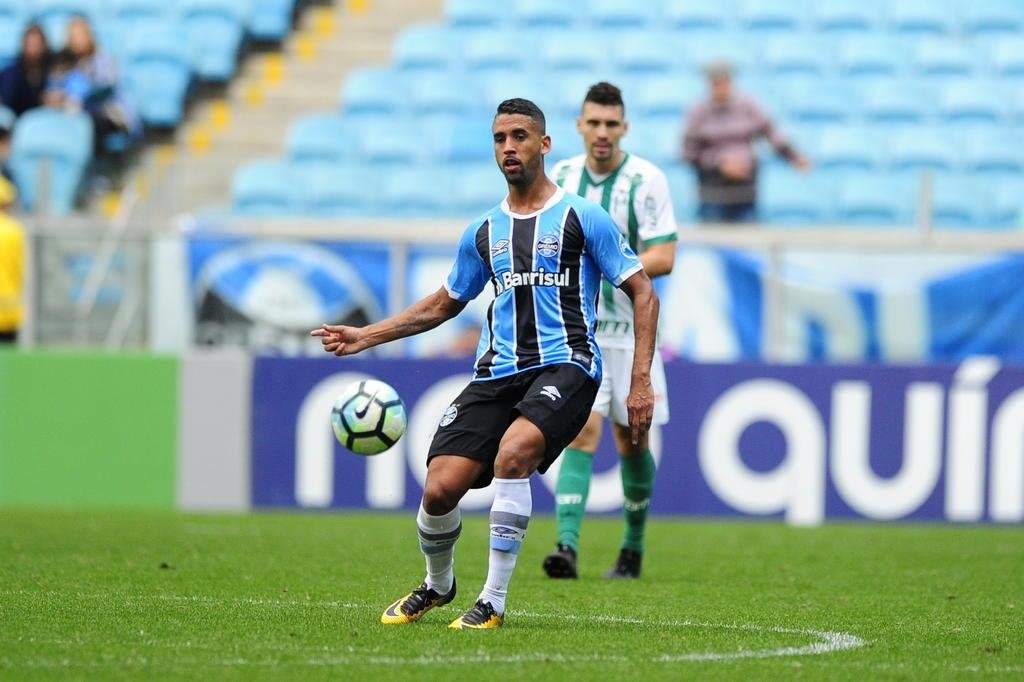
[330,379,407,456]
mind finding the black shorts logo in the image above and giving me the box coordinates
[439,404,458,427]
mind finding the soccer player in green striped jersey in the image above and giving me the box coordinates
[544,82,678,580]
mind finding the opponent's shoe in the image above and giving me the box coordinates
[542,543,578,579]
[448,600,503,629]
[605,548,642,579]
[380,578,457,624]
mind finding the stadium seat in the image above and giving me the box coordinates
[393,24,454,72]
[813,0,882,34]
[837,36,906,77]
[627,120,681,167]
[588,0,659,28]
[549,74,605,116]
[937,80,1006,124]
[859,79,930,123]
[737,0,805,32]
[0,3,26,65]
[547,118,580,160]
[913,40,979,78]
[931,174,990,228]
[380,167,449,216]
[781,80,853,123]
[34,0,100,48]
[108,0,169,25]
[663,0,733,31]
[814,127,885,171]
[477,73,555,116]
[8,109,93,214]
[356,121,422,165]
[514,0,576,28]
[410,72,479,115]
[760,169,832,224]
[122,27,191,127]
[964,131,1024,174]
[286,114,351,164]
[961,0,1024,35]
[661,162,696,221]
[538,33,607,73]
[463,30,527,72]
[887,0,955,35]
[614,32,678,74]
[339,68,405,115]
[991,178,1024,227]
[634,74,704,118]
[231,160,301,216]
[678,32,757,75]
[889,130,957,171]
[433,115,495,164]
[179,0,248,81]
[761,37,830,76]
[445,0,504,28]
[836,174,916,225]
[451,163,507,215]
[988,39,1024,79]
[249,0,296,41]
[300,163,373,217]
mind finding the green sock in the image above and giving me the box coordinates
[555,448,593,551]
[620,449,656,553]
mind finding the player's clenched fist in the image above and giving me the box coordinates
[310,324,365,356]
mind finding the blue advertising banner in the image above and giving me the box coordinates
[252,356,1024,524]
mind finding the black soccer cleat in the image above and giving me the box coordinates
[449,599,503,629]
[605,549,642,579]
[542,543,578,579]
[380,578,457,624]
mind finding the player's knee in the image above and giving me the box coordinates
[494,443,543,479]
[421,480,460,515]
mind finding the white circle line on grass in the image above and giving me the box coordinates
[4,590,867,664]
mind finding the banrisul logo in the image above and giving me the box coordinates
[494,268,570,294]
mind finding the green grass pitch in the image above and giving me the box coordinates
[1,510,1021,680]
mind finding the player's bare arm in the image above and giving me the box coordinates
[638,241,675,278]
[618,269,659,444]
[310,286,466,356]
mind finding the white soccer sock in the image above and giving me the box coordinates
[417,504,461,594]
[479,477,532,615]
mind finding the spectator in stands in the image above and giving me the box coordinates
[0,107,13,183]
[0,24,51,117]
[0,176,24,344]
[683,60,809,223]
[45,16,140,154]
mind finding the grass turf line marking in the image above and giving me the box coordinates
[3,590,866,665]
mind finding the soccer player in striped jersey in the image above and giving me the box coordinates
[543,82,678,580]
[311,98,660,629]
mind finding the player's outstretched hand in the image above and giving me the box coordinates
[310,324,366,356]
[625,380,654,445]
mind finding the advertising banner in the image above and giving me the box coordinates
[251,356,1024,524]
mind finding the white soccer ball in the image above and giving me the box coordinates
[330,379,407,456]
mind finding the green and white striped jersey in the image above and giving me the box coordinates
[552,152,677,348]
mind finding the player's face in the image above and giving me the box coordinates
[577,102,628,164]
[493,114,551,187]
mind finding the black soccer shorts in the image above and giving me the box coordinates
[427,363,600,488]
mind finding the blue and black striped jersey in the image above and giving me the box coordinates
[445,186,642,382]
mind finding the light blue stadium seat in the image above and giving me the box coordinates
[962,0,1024,35]
[547,118,580,161]
[761,37,830,76]
[589,0,659,28]
[782,80,853,123]
[738,0,806,32]
[661,162,696,221]
[339,68,405,115]
[814,127,885,171]
[0,3,27,65]
[931,174,990,228]
[451,163,507,215]
[937,80,1006,124]
[231,160,301,216]
[813,0,882,34]
[614,32,678,74]
[249,0,295,41]
[964,131,1024,174]
[889,129,957,171]
[477,72,555,116]
[8,109,92,214]
[837,36,906,77]
[393,24,454,71]
[463,30,527,72]
[445,0,504,28]
[179,0,248,81]
[913,40,979,78]
[549,73,604,116]
[34,0,99,48]
[433,115,494,164]
[634,74,704,118]
[836,173,916,225]
[410,72,478,115]
[380,167,449,216]
[107,0,171,45]
[678,32,757,75]
[760,169,832,224]
[859,79,930,123]
[988,39,1024,79]
[122,26,191,127]
[286,114,350,164]
[539,33,607,73]
[301,163,373,217]
[664,0,733,31]
[514,0,575,28]
[628,120,681,167]
[991,178,1024,227]
[888,0,955,35]
[356,121,421,165]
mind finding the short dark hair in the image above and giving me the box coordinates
[583,81,625,113]
[495,98,546,134]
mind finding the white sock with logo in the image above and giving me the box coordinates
[479,477,532,615]
[417,504,460,594]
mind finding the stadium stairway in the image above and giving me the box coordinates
[129,0,444,220]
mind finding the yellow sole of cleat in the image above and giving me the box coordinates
[448,615,503,629]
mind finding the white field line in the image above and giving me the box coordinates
[2,589,867,666]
